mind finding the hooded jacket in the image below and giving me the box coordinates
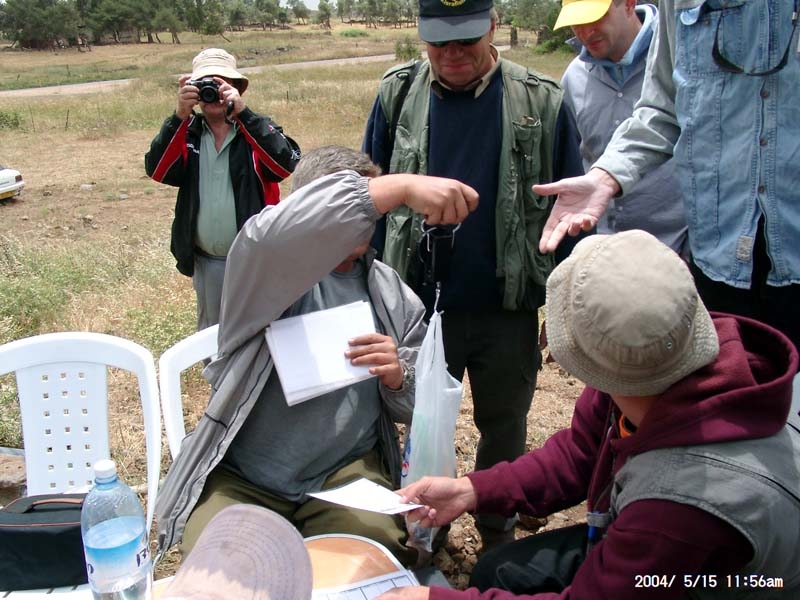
[432,314,799,599]
[561,4,688,256]
[154,172,426,558]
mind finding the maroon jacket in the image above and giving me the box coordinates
[432,314,798,599]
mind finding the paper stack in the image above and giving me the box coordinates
[266,301,377,406]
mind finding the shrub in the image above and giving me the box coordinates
[0,109,23,130]
[339,28,369,38]
[395,35,420,62]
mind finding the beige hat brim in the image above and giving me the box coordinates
[545,233,720,396]
[161,505,312,600]
[191,64,249,93]
[554,0,613,29]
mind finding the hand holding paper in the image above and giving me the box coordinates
[308,478,423,515]
[266,301,378,406]
[346,332,403,391]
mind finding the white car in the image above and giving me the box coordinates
[0,165,25,200]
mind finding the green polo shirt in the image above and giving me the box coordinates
[195,122,238,257]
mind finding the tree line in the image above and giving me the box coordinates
[0,0,565,50]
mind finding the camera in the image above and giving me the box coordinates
[189,78,220,103]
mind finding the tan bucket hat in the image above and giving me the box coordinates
[161,504,312,599]
[545,230,719,396]
[191,48,249,93]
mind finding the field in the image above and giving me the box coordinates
[0,24,582,589]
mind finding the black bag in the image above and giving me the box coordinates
[0,493,88,590]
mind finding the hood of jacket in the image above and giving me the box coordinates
[611,313,798,459]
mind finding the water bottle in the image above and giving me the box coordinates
[81,459,152,600]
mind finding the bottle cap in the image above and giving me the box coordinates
[93,458,117,482]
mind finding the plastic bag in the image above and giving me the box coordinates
[401,310,462,556]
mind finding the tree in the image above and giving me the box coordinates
[151,5,183,42]
[1,0,81,48]
[315,0,332,29]
[254,0,279,30]
[287,0,309,25]
[226,0,247,30]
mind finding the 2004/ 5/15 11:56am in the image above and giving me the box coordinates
[634,574,784,589]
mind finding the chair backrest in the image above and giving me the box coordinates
[0,332,161,531]
[158,324,219,460]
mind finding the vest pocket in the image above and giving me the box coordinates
[512,116,543,184]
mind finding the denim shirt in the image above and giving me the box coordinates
[596,0,800,288]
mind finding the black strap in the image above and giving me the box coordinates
[417,224,458,289]
[2,493,85,514]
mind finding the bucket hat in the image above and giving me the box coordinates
[161,505,312,599]
[554,0,613,30]
[545,230,719,396]
[418,0,494,43]
[191,48,249,93]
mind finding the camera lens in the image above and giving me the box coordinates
[198,85,219,104]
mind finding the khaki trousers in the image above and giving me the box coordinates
[181,449,417,566]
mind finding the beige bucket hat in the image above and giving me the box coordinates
[161,504,312,599]
[191,48,249,93]
[545,230,719,396]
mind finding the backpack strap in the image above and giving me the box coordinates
[380,59,422,146]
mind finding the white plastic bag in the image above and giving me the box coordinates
[401,310,462,555]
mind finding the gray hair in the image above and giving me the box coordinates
[290,146,381,192]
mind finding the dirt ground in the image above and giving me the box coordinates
[1,138,585,590]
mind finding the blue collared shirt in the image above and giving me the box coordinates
[596,0,800,288]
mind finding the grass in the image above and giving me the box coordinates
[0,24,419,91]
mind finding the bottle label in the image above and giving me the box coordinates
[83,516,150,593]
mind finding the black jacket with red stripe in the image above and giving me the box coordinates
[145,108,300,276]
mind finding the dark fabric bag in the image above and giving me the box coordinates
[0,493,88,590]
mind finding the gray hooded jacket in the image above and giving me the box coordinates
[154,171,426,558]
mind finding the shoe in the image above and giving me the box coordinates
[517,514,548,533]
[477,526,515,555]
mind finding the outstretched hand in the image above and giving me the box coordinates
[368,174,478,225]
[395,476,477,529]
[533,168,619,253]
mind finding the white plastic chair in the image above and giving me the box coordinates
[158,324,219,460]
[0,332,161,532]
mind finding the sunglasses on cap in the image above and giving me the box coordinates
[427,36,483,48]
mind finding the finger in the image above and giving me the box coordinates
[539,215,564,253]
[368,364,399,377]
[464,186,479,213]
[349,333,386,346]
[349,351,388,365]
[532,182,560,196]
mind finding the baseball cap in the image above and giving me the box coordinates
[554,0,613,30]
[545,230,720,397]
[160,505,312,600]
[191,48,249,93]
[418,0,494,43]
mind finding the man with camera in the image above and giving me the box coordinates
[146,48,301,332]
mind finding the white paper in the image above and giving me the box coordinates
[266,301,377,406]
[312,570,419,599]
[308,478,423,515]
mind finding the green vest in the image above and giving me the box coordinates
[378,58,563,311]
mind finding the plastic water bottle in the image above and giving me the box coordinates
[81,459,152,600]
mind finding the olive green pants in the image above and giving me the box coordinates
[181,449,417,566]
